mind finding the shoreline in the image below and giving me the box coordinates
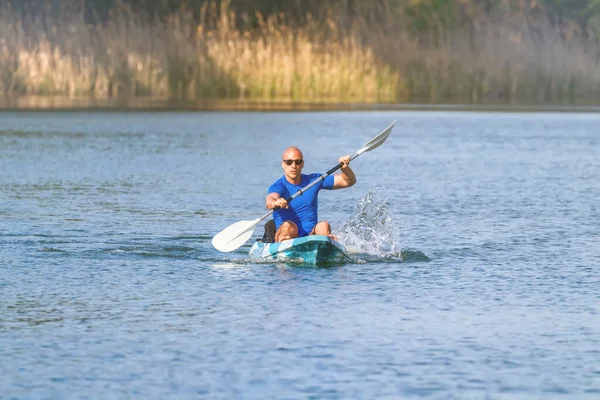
[1,96,600,113]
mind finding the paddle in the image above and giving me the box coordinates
[211,120,396,252]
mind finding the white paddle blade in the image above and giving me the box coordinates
[357,120,396,155]
[211,219,260,252]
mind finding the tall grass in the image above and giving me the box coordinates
[0,0,599,104]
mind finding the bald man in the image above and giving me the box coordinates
[265,146,356,242]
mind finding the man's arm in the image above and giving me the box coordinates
[332,155,356,189]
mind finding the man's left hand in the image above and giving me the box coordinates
[339,155,351,169]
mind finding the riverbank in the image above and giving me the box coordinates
[3,96,600,113]
[2,1,600,105]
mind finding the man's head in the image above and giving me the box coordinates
[281,146,304,182]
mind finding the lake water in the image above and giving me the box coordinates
[1,110,599,398]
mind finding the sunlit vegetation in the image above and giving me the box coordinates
[1,0,599,104]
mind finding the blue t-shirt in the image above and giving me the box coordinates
[268,173,335,236]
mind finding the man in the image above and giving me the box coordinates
[265,146,356,242]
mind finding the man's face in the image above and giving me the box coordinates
[282,149,304,180]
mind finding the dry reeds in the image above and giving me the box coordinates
[0,0,599,104]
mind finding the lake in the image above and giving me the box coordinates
[1,110,599,398]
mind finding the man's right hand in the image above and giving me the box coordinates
[270,197,289,209]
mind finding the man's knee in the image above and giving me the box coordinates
[275,220,298,242]
[312,221,331,235]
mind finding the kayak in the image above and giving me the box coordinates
[249,235,350,265]
[248,235,350,265]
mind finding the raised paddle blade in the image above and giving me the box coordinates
[211,218,260,252]
[356,120,396,156]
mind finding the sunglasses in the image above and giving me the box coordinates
[283,159,304,166]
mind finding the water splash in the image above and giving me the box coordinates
[334,187,399,258]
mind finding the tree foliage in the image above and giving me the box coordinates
[7,0,600,37]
